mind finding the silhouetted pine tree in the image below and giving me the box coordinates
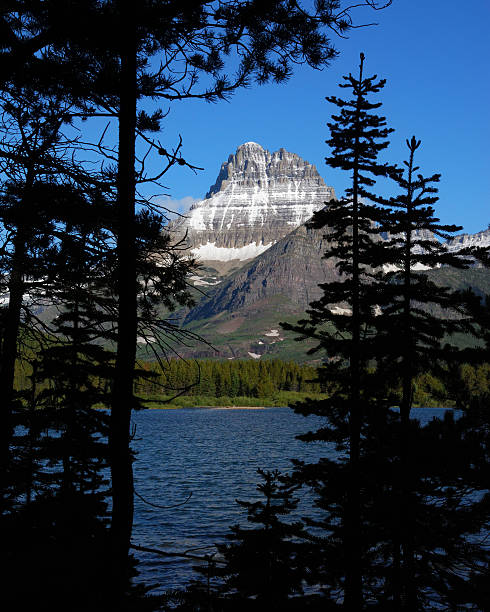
[282,53,397,608]
[1,207,114,611]
[175,469,309,612]
[283,104,489,608]
[0,87,82,512]
[370,136,490,610]
[218,470,307,608]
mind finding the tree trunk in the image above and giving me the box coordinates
[344,54,364,610]
[400,154,417,611]
[109,0,137,597]
[0,224,27,512]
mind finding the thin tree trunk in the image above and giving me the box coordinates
[25,358,38,506]
[400,149,417,611]
[109,0,137,596]
[392,541,402,608]
[344,53,364,610]
[0,223,28,511]
[62,294,80,496]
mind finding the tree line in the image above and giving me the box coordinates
[136,359,490,406]
[137,359,321,399]
[13,349,490,406]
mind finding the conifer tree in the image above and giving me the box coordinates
[283,70,489,609]
[282,53,397,608]
[177,469,308,612]
[218,469,307,609]
[370,136,489,609]
[0,87,86,511]
[1,182,115,610]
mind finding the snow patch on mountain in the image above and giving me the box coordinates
[192,241,274,262]
[188,275,221,286]
[264,329,280,337]
[382,262,435,273]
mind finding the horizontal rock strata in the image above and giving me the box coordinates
[168,141,335,262]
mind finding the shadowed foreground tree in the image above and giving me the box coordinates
[0,87,90,512]
[216,469,308,610]
[172,469,311,612]
[371,136,490,610]
[0,178,112,609]
[282,52,397,608]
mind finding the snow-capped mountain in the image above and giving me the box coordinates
[446,227,490,253]
[169,142,335,263]
[381,227,489,268]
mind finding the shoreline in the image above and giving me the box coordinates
[147,405,275,410]
[144,403,456,411]
[194,405,271,410]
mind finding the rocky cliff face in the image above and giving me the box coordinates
[185,223,342,322]
[169,142,335,263]
[381,227,489,266]
[446,227,490,253]
[184,220,489,324]
[381,229,437,252]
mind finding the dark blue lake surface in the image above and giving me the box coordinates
[131,406,454,592]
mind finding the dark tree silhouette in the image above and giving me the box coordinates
[175,469,310,612]
[283,65,489,610]
[370,136,489,609]
[217,469,307,609]
[0,170,114,610]
[0,87,85,512]
[282,52,397,608]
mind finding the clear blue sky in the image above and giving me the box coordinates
[152,0,489,234]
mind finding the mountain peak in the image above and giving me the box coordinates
[170,143,335,263]
[239,141,263,149]
[205,142,329,199]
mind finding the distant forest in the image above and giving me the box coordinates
[135,359,490,408]
[13,355,490,407]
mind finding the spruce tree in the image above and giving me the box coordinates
[218,469,307,610]
[177,469,308,612]
[0,87,84,512]
[282,53,397,608]
[283,76,489,609]
[2,214,104,610]
[370,136,489,609]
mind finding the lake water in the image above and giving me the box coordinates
[131,406,454,593]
